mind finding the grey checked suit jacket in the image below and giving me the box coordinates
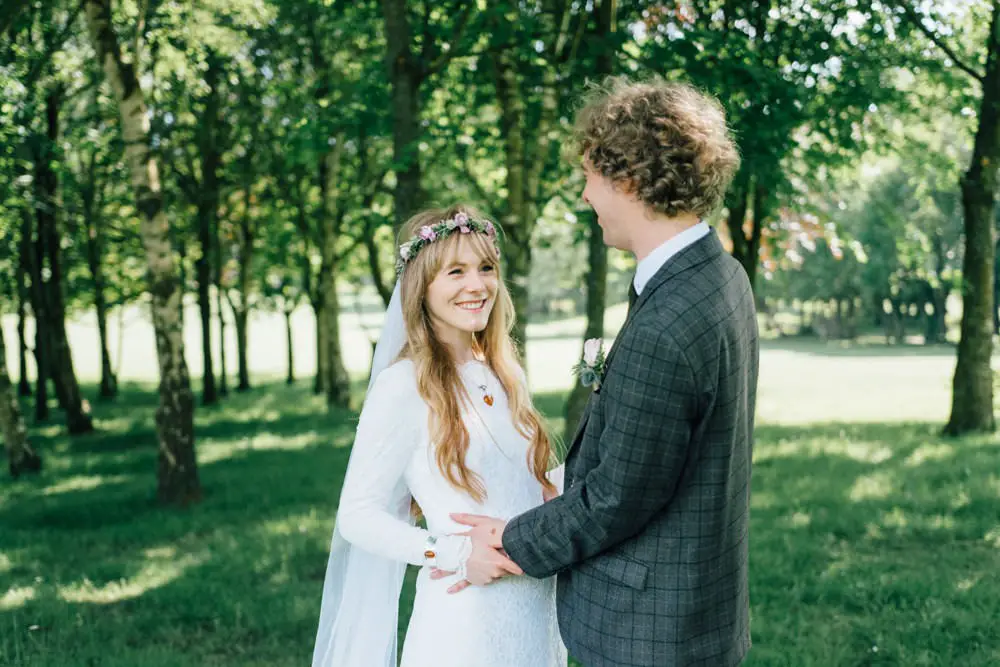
[503,231,759,667]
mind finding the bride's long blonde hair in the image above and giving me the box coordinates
[397,204,555,502]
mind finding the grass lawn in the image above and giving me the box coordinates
[2,333,1000,665]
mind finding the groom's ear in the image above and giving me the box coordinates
[615,177,639,196]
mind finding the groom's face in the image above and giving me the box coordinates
[581,158,634,252]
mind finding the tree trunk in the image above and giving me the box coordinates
[381,0,423,234]
[314,300,327,395]
[234,165,256,392]
[285,307,295,384]
[195,53,222,406]
[81,157,118,399]
[85,0,201,504]
[993,236,1000,335]
[321,263,350,408]
[564,0,614,446]
[725,167,755,285]
[95,278,117,398]
[946,2,1000,435]
[494,49,532,355]
[16,210,32,397]
[34,88,93,434]
[216,288,229,396]
[1,325,41,479]
[235,309,249,391]
[215,226,229,397]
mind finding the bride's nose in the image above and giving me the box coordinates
[463,271,487,293]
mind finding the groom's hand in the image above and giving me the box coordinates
[450,513,507,549]
[430,537,522,593]
[431,513,521,593]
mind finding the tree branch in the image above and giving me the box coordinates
[21,0,87,89]
[461,149,501,219]
[426,1,476,77]
[899,2,984,83]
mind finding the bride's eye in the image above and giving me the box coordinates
[481,264,495,273]
[448,267,463,276]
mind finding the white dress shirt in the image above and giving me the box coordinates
[633,221,710,295]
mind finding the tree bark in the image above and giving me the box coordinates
[725,167,756,286]
[381,0,424,234]
[1,325,41,479]
[318,149,349,408]
[233,160,256,392]
[33,87,93,434]
[493,49,532,355]
[85,0,201,504]
[314,300,328,395]
[321,263,350,407]
[81,151,118,399]
[285,307,295,384]
[216,284,229,397]
[993,236,1000,335]
[564,0,614,445]
[945,2,1000,435]
[16,209,33,398]
[195,53,222,406]
[214,220,229,397]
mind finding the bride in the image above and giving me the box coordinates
[311,205,566,667]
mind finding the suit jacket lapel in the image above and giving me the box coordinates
[564,230,725,464]
[600,230,724,380]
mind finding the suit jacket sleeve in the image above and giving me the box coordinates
[503,323,699,578]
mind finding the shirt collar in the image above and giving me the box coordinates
[633,221,710,295]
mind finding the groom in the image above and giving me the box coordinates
[451,77,758,666]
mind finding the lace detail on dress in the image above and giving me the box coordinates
[336,359,565,667]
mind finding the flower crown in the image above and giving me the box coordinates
[395,211,499,275]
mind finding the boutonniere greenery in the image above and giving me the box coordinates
[573,338,606,390]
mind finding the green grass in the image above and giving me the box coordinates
[3,342,1000,665]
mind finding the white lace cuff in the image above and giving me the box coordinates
[432,534,472,572]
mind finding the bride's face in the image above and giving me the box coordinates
[424,236,499,345]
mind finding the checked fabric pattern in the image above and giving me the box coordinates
[503,231,759,667]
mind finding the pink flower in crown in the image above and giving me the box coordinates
[419,225,437,241]
[484,221,496,238]
[454,212,471,233]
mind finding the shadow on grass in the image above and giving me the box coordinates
[759,337,959,358]
[4,383,1000,666]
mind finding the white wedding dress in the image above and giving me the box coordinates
[334,358,565,667]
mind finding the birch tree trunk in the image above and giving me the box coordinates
[1,324,42,478]
[85,0,201,504]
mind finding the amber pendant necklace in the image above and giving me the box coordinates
[476,364,494,406]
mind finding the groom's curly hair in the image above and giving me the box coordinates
[575,76,740,218]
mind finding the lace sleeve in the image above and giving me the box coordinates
[336,362,468,569]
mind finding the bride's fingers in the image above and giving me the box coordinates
[447,580,471,594]
[500,559,524,576]
[429,568,455,580]
[450,513,486,525]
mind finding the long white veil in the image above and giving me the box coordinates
[311,281,410,667]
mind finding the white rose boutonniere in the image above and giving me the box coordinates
[573,338,606,390]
